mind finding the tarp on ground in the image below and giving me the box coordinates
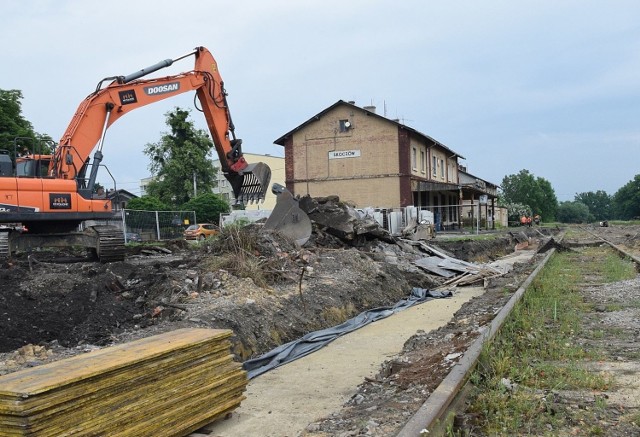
[243,288,452,379]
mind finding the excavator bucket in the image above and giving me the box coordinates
[227,162,272,204]
[263,184,312,246]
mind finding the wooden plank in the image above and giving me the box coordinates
[0,329,231,397]
[0,329,248,437]
[0,342,232,416]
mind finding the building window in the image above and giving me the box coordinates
[339,119,351,132]
[432,156,437,177]
[440,159,444,178]
[420,150,425,173]
[412,147,417,170]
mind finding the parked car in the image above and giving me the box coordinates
[183,223,219,241]
[125,232,142,243]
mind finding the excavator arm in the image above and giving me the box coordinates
[53,46,270,203]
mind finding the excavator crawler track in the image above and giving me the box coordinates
[93,226,125,263]
[0,232,9,259]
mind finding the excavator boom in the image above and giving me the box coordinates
[54,46,270,204]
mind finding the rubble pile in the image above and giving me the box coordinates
[299,195,395,245]
[410,241,506,287]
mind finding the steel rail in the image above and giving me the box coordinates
[397,234,563,436]
[579,226,640,266]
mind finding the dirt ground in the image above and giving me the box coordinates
[0,216,601,435]
[0,222,533,362]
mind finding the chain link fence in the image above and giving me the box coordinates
[120,209,196,242]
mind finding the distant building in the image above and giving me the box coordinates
[107,189,137,211]
[139,176,154,197]
[458,167,506,228]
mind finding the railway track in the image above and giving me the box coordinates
[400,226,640,436]
[187,231,546,436]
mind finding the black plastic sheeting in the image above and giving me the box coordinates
[243,287,453,379]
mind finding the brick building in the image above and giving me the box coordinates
[274,100,498,230]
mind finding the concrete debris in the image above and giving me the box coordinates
[299,195,394,244]
[401,218,435,241]
[537,237,573,253]
[444,352,463,361]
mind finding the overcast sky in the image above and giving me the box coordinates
[3,1,639,200]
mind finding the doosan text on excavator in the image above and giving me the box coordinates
[0,46,275,261]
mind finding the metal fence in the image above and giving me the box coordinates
[95,202,496,243]
[119,209,196,242]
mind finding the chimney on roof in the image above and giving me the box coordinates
[363,105,376,113]
[347,100,355,104]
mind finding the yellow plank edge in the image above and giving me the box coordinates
[0,329,231,397]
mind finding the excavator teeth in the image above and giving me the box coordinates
[239,174,266,204]
[240,162,271,204]
[226,162,271,204]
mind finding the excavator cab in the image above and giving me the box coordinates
[15,155,51,178]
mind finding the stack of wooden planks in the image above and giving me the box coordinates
[0,328,247,437]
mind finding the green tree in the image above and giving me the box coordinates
[144,108,218,207]
[126,195,170,211]
[557,201,590,223]
[574,190,611,221]
[181,193,230,225]
[0,89,52,154]
[500,169,558,221]
[612,175,640,220]
[500,201,531,225]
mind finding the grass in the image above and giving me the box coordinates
[629,411,640,427]
[608,220,640,226]
[439,233,503,242]
[201,224,294,288]
[462,248,633,435]
[603,253,637,282]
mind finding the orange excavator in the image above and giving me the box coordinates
[0,46,272,261]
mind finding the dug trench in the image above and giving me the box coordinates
[0,203,559,434]
[0,227,545,360]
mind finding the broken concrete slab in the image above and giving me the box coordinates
[413,257,457,278]
[298,195,393,244]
